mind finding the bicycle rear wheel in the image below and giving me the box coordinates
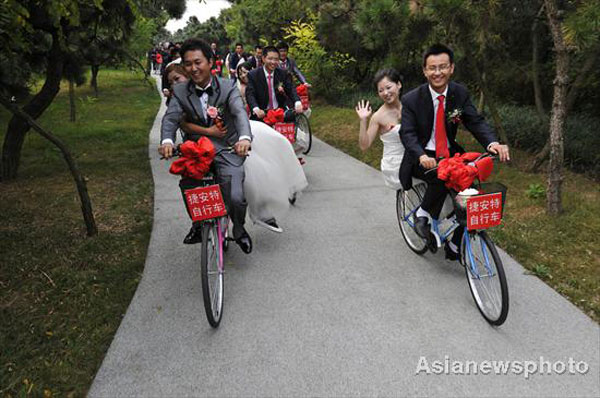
[201,222,224,327]
[397,184,428,254]
[295,113,312,155]
[461,230,509,325]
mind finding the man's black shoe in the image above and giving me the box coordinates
[414,216,430,239]
[183,225,202,244]
[235,233,253,254]
[444,242,460,262]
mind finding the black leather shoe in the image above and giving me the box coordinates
[414,216,430,239]
[235,233,253,254]
[444,242,460,262]
[183,225,202,244]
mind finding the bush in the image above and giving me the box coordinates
[497,104,600,177]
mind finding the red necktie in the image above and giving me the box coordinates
[435,94,449,159]
[267,72,274,109]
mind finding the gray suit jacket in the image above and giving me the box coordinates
[279,57,307,84]
[161,77,252,163]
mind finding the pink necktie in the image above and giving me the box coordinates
[267,72,274,109]
[435,95,449,159]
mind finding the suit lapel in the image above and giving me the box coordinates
[445,82,458,144]
[420,84,434,143]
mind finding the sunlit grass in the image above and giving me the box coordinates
[0,69,159,396]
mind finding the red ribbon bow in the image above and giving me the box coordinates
[169,137,216,180]
[263,108,285,125]
[437,152,494,191]
[296,84,308,96]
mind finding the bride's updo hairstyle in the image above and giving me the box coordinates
[373,68,404,97]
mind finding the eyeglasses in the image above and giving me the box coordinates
[425,64,451,73]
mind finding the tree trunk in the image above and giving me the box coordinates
[91,64,100,97]
[69,79,76,122]
[0,94,98,236]
[1,32,64,181]
[544,0,568,215]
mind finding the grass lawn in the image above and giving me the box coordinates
[0,70,159,396]
[310,102,599,323]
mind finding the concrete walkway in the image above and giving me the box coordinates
[89,81,599,397]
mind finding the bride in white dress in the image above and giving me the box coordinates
[355,68,404,190]
[244,120,308,230]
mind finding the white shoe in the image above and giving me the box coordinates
[254,218,283,233]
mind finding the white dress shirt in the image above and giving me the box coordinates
[425,85,449,152]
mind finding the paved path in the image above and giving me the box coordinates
[89,81,599,397]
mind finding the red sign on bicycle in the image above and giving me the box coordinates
[274,122,295,144]
[466,192,503,230]
[184,185,227,222]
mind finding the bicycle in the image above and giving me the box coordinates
[396,155,509,325]
[166,146,235,328]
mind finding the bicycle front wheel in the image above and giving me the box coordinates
[295,113,312,155]
[397,185,428,254]
[201,222,224,327]
[461,230,509,325]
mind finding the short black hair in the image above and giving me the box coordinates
[254,45,263,50]
[237,61,252,75]
[373,68,403,95]
[423,44,454,66]
[262,46,278,57]
[180,38,213,62]
[276,41,289,50]
[235,42,244,48]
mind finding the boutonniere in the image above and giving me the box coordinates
[207,105,226,130]
[447,108,463,124]
[277,82,285,94]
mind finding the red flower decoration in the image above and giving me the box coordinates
[207,106,219,119]
[296,84,308,96]
[169,138,216,180]
[263,108,285,125]
[437,152,494,192]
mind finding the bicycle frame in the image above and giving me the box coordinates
[402,190,495,280]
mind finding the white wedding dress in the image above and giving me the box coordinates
[244,120,308,222]
[379,124,404,190]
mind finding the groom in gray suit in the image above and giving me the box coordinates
[160,38,253,253]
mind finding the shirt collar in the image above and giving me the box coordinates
[428,84,448,102]
[195,78,212,91]
[263,66,274,77]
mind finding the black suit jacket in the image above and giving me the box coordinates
[245,67,300,119]
[399,81,497,190]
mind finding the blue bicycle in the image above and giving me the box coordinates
[396,171,509,326]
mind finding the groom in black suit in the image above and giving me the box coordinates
[245,46,303,121]
[399,44,510,260]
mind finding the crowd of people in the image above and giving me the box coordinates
[156,37,510,261]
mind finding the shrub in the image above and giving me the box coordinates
[497,104,600,177]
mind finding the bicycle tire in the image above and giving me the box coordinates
[295,113,312,155]
[397,185,428,254]
[461,230,509,326]
[201,222,224,327]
